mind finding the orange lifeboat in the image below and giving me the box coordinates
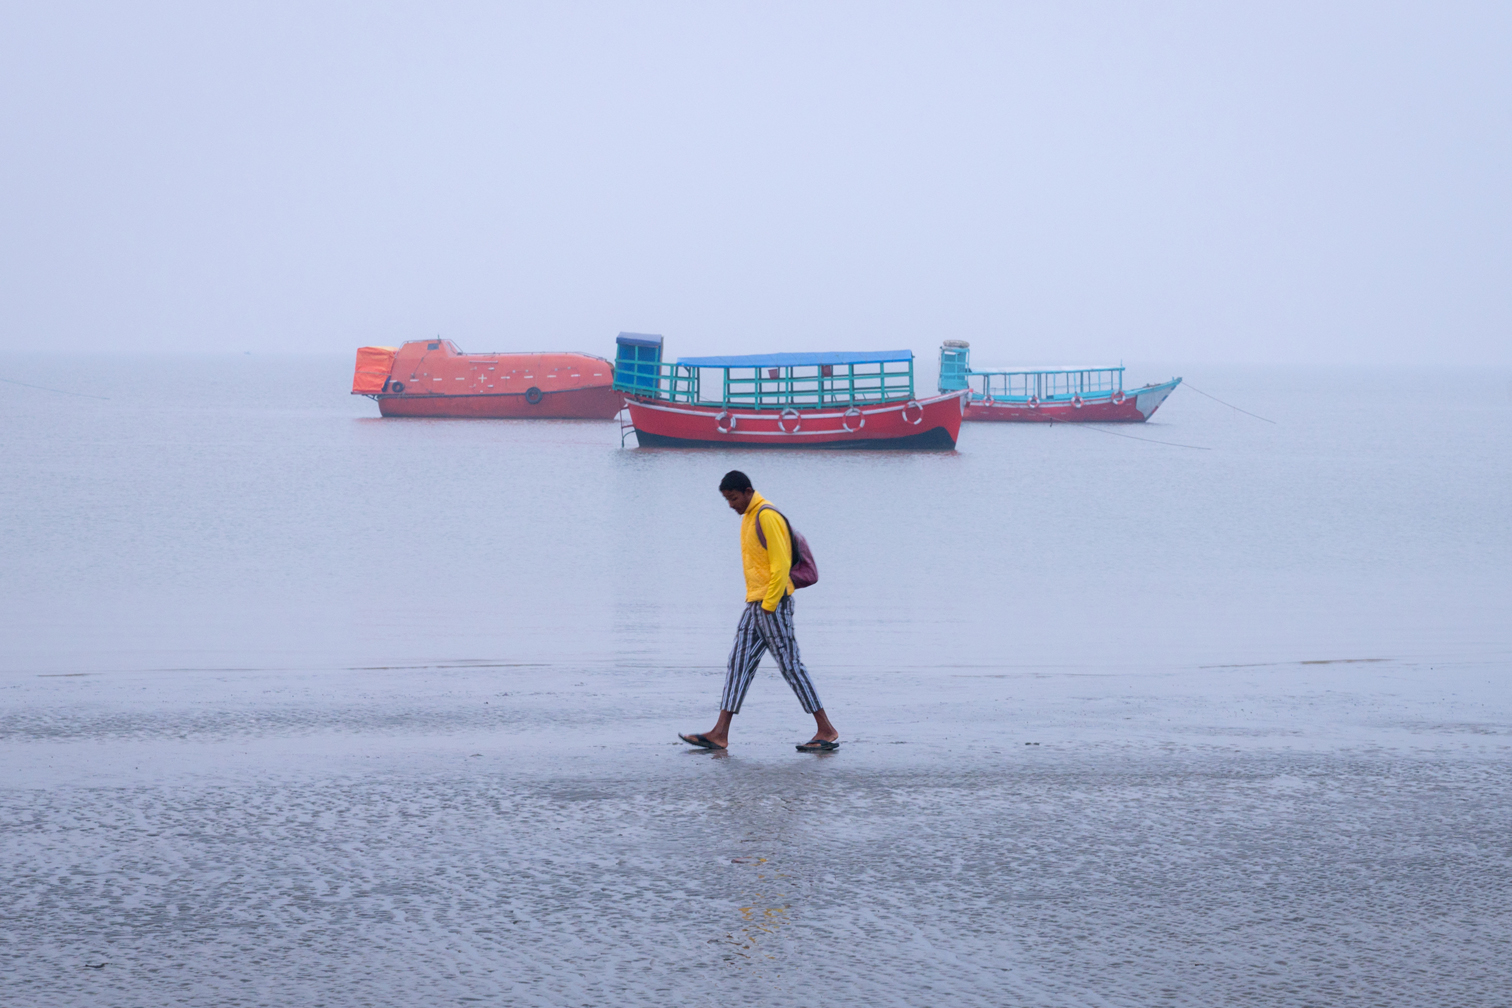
[351,340,623,419]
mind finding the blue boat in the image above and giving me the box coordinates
[938,341,1181,422]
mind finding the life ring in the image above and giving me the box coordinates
[390,381,404,393]
[1071,395,1083,409]
[1111,389,1126,405]
[716,410,737,434]
[525,386,543,404]
[900,400,924,425]
[983,395,995,406]
[1028,396,1040,410]
[777,407,802,433]
[842,406,865,432]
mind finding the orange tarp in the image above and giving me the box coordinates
[351,346,398,393]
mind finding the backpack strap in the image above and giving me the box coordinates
[753,506,795,576]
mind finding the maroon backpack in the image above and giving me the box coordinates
[754,505,819,589]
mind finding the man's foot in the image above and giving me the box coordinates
[796,738,840,752]
[679,732,727,750]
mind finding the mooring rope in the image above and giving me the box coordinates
[0,376,110,400]
[1051,420,1212,450]
[1180,382,1275,423]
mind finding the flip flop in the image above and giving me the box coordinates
[679,732,727,750]
[796,739,840,752]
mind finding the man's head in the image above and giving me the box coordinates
[719,470,755,514]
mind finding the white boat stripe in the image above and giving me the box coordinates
[628,391,963,421]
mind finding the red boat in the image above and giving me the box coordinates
[615,334,967,449]
[351,340,622,419]
[939,341,1181,422]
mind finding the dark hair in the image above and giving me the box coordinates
[719,470,753,492]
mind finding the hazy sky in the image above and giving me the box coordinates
[2,2,1507,364]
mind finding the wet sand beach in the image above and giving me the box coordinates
[6,657,1510,1006]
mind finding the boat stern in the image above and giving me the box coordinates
[351,346,398,394]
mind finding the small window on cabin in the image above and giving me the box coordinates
[427,342,440,350]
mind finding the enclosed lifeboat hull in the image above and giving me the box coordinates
[964,378,1181,423]
[625,391,968,449]
[352,341,623,419]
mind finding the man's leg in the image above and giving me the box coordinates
[720,602,767,716]
[754,596,838,743]
[682,602,765,748]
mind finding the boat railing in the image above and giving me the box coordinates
[935,342,1125,400]
[721,360,913,409]
[613,361,701,401]
[616,360,915,409]
[972,368,1124,400]
[614,333,917,408]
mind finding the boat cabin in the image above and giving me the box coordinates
[615,333,916,409]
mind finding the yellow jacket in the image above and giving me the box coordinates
[740,491,793,611]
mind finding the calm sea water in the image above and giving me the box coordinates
[3,353,1510,1006]
[5,354,1507,674]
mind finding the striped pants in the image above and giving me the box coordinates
[720,595,823,714]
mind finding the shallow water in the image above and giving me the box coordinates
[3,354,1510,1006]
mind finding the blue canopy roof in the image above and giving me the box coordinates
[676,350,913,368]
[970,364,1123,375]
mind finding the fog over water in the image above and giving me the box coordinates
[1,2,1509,364]
[3,4,1511,1007]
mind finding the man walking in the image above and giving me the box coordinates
[680,470,840,753]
